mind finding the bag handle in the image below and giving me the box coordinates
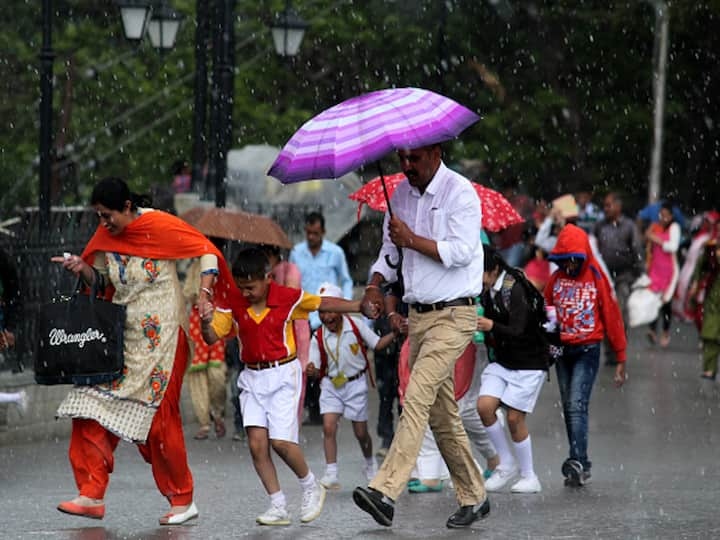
[68,267,104,304]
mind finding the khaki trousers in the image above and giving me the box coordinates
[369,305,486,505]
[188,363,227,427]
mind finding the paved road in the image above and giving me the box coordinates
[1,323,718,539]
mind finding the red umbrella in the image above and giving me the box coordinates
[349,172,525,232]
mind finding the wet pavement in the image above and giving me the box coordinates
[1,322,719,539]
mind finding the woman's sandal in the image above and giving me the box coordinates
[193,426,210,440]
[408,480,444,493]
[159,502,199,525]
[57,500,105,519]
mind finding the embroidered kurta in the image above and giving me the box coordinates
[57,253,187,443]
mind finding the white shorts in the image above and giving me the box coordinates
[319,374,369,422]
[238,359,302,443]
[479,362,545,413]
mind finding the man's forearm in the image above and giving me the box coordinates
[407,233,441,262]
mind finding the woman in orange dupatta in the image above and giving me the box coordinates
[52,177,236,525]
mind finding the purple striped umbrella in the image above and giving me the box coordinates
[267,87,480,185]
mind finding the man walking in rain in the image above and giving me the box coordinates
[353,144,488,529]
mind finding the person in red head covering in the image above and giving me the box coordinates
[544,224,626,488]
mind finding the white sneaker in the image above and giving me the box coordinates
[484,465,519,492]
[364,461,378,482]
[256,504,291,526]
[320,472,340,490]
[16,390,28,416]
[510,474,542,493]
[300,481,326,523]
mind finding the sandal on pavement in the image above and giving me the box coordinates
[214,419,226,438]
[159,502,199,525]
[57,500,105,520]
[193,426,210,440]
[409,480,444,493]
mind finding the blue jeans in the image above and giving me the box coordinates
[555,343,600,470]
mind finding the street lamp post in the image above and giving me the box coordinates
[117,0,153,40]
[271,0,309,57]
[147,4,184,50]
[646,0,669,205]
[206,0,236,208]
[116,0,308,210]
[39,0,55,235]
[192,0,209,196]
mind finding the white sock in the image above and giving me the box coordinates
[269,490,286,509]
[325,463,338,476]
[365,456,376,468]
[0,392,21,404]
[513,436,535,478]
[298,471,316,491]
[485,419,515,470]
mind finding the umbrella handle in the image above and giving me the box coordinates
[377,162,393,217]
[385,246,403,270]
[385,253,399,269]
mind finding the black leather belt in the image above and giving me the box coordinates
[347,368,367,382]
[245,356,296,370]
[411,297,475,313]
[326,368,367,384]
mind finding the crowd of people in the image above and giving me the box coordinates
[4,148,717,531]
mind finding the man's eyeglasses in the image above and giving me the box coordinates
[96,211,113,220]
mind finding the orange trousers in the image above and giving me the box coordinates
[68,330,193,505]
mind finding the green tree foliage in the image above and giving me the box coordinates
[1,0,718,216]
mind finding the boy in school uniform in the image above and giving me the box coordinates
[200,248,376,526]
[306,283,397,490]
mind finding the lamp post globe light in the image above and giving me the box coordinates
[271,0,309,57]
[117,0,153,41]
[147,4,184,50]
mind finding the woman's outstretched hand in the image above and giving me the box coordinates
[50,253,89,278]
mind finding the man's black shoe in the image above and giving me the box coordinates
[446,497,490,529]
[352,486,394,527]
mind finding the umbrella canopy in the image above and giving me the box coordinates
[638,201,686,228]
[268,87,480,184]
[179,207,292,249]
[349,173,524,232]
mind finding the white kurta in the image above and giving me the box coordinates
[57,252,187,443]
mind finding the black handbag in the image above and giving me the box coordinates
[35,277,126,385]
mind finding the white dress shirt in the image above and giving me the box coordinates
[370,162,484,304]
[308,316,380,377]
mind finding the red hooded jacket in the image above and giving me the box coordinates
[544,224,627,362]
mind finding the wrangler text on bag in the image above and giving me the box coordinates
[48,328,108,348]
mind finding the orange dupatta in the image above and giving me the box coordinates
[81,209,238,304]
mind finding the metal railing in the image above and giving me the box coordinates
[0,208,97,372]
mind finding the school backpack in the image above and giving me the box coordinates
[497,267,562,369]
